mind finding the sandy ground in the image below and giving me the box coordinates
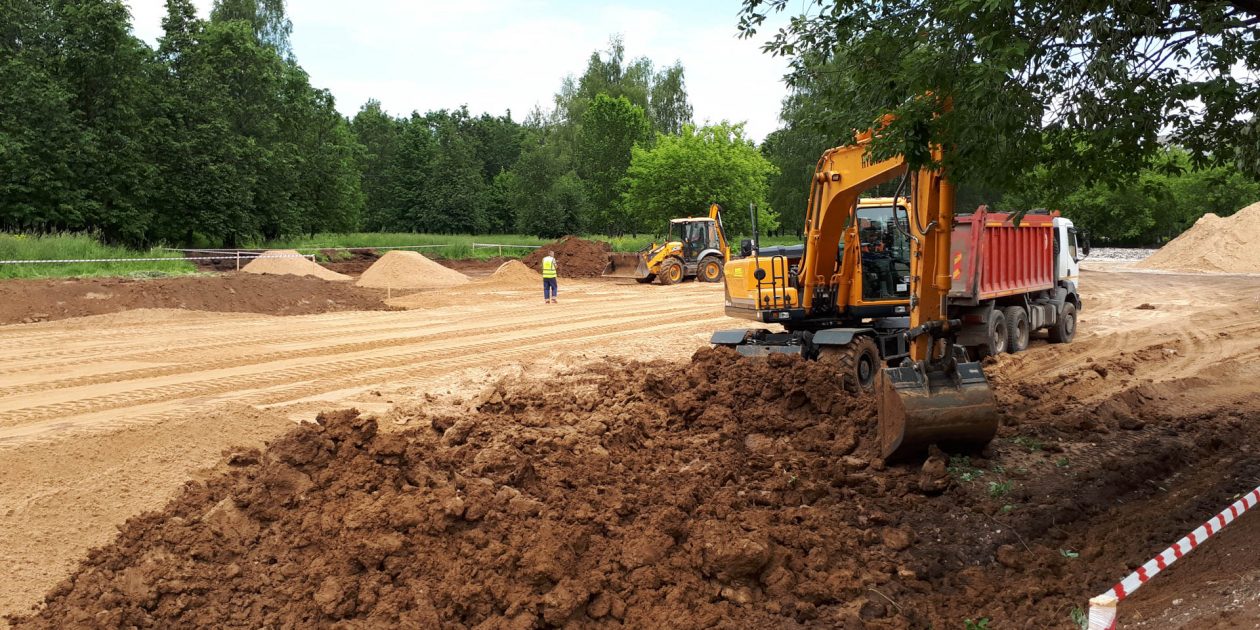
[0,279,740,622]
[1,266,1259,626]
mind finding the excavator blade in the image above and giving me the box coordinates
[603,252,650,279]
[877,357,999,462]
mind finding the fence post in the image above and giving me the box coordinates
[236,251,240,271]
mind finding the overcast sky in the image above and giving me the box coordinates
[124,0,792,141]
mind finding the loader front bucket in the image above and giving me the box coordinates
[877,354,999,462]
[603,252,650,279]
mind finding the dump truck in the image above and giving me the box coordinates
[603,204,730,284]
[731,204,1087,365]
[710,120,1088,460]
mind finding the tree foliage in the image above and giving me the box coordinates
[1006,148,1260,245]
[576,94,654,234]
[0,0,362,247]
[1,12,782,245]
[622,123,780,236]
[738,0,1260,188]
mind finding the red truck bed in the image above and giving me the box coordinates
[949,209,1055,302]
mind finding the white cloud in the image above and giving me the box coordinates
[124,0,791,141]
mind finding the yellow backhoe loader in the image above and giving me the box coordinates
[603,204,730,284]
[712,123,1000,461]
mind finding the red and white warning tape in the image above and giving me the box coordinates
[1088,484,1260,629]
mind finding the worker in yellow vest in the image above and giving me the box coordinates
[541,250,558,304]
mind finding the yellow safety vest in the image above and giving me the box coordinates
[542,257,557,279]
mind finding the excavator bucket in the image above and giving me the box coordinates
[877,352,999,462]
[603,252,650,279]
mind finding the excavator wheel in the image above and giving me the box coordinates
[698,257,724,283]
[818,336,880,392]
[658,258,684,285]
[636,274,657,284]
[1003,306,1030,353]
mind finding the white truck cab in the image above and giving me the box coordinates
[1053,216,1087,287]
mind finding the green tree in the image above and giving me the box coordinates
[648,62,693,135]
[423,110,489,233]
[576,94,654,234]
[350,100,404,231]
[55,0,161,244]
[738,1,1260,187]
[210,0,292,57]
[621,122,780,236]
[1006,148,1260,245]
[0,0,84,233]
[507,141,589,238]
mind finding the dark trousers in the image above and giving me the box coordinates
[543,277,558,300]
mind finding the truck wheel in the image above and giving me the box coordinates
[698,257,724,282]
[1048,302,1077,344]
[818,336,881,392]
[976,309,1007,358]
[658,259,684,285]
[1003,306,1030,353]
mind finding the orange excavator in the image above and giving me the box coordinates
[712,121,999,461]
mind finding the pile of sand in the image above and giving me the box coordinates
[522,236,612,278]
[1137,202,1260,273]
[355,251,470,289]
[479,260,543,288]
[241,250,352,282]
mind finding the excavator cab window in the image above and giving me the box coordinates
[856,205,912,301]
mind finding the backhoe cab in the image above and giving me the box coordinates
[711,126,1000,461]
[603,204,730,284]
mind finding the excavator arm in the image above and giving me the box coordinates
[877,167,999,460]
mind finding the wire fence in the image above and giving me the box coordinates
[1,243,540,271]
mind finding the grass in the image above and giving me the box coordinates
[0,233,195,279]
[262,232,805,256]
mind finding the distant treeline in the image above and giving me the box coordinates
[0,0,778,247]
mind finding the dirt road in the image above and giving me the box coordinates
[2,266,1259,626]
[0,279,740,620]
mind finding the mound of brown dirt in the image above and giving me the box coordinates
[1136,201,1260,273]
[241,249,352,281]
[523,237,611,278]
[0,274,390,325]
[15,347,1259,629]
[480,260,543,287]
[356,251,470,289]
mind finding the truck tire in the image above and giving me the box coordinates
[698,256,724,282]
[1048,302,1077,344]
[818,336,880,392]
[658,258,684,285]
[1003,306,1030,353]
[976,309,1007,358]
